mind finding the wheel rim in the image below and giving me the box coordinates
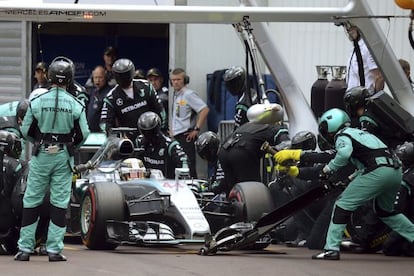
[81,195,92,234]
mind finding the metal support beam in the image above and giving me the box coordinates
[0,2,356,24]
[250,20,319,136]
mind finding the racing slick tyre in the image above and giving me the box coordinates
[80,182,125,250]
[229,181,275,223]
[228,181,274,250]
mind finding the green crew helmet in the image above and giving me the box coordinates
[318,108,351,145]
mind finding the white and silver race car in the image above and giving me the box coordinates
[72,129,274,250]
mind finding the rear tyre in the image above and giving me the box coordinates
[229,181,274,222]
[228,181,274,250]
[80,182,125,250]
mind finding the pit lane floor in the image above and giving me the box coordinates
[1,238,412,276]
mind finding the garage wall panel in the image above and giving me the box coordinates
[0,21,29,103]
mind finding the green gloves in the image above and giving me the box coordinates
[274,149,302,164]
[276,164,299,177]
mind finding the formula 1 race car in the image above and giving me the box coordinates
[71,128,275,250]
[0,128,274,254]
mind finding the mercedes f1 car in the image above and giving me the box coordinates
[71,128,275,250]
[0,128,274,253]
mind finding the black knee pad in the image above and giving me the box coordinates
[21,206,42,227]
[50,205,66,228]
[332,205,352,224]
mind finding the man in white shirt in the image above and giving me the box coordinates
[345,25,384,94]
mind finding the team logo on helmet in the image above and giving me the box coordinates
[116,98,123,106]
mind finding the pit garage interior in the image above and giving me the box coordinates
[32,22,170,88]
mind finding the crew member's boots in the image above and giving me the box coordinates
[14,251,30,261]
[312,250,340,260]
[48,252,67,262]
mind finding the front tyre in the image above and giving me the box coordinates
[80,182,125,250]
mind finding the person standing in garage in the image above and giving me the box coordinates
[170,68,209,179]
[85,46,118,89]
[146,68,169,121]
[85,65,114,132]
[33,61,50,90]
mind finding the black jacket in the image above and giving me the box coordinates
[101,80,167,138]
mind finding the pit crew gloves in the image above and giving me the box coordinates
[276,164,299,177]
[274,149,302,164]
